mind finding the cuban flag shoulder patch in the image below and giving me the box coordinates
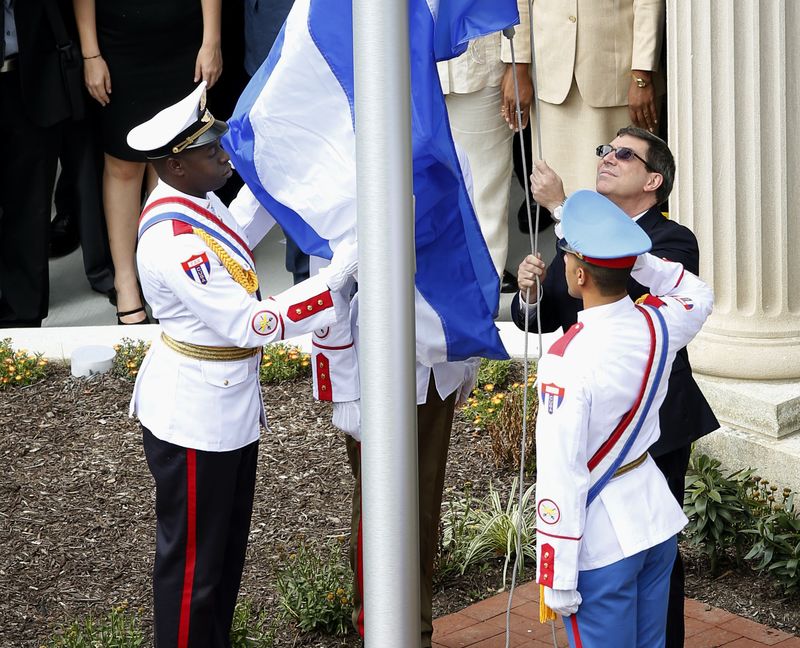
[181,252,211,285]
[540,382,565,414]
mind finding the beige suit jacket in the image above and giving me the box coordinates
[501,0,664,108]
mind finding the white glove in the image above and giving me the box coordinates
[325,239,358,292]
[544,587,582,617]
[332,399,361,442]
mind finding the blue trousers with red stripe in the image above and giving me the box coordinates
[143,427,258,648]
[564,536,677,648]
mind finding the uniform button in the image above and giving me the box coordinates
[543,562,549,568]
[223,379,229,386]
[321,385,327,391]
[295,308,302,314]
[317,299,324,306]
[307,304,313,311]
[321,373,326,379]
[568,15,576,22]
[544,551,550,558]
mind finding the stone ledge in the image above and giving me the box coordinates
[695,424,800,494]
[694,374,800,439]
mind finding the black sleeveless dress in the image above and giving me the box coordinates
[96,0,203,161]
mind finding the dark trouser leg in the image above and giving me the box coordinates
[0,70,58,327]
[654,445,691,648]
[346,375,456,648]
[143,427,258,648]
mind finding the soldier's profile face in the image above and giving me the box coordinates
[564,252,580,299]
[178,140,233,195]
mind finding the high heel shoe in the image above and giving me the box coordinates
[116,305,151,325]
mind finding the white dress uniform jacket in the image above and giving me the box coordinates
[130,181,344,452]
[535,254,713,591]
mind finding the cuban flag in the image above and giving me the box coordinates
[223,0,517,362]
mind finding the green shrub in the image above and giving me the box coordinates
[438,484,481,579]
[230,600,276,648]
[0,338,49,389]
[683,453,755,574]
[46,603,145,648]
[461,478,537,588]
[112,338,151,380]
[476,359,514,391]
[259,343,311,384]
[744,490,800,594]
[275,538,353,635]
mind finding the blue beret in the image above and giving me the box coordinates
[559,190,652,268]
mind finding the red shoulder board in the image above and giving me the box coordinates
[172,220,194,236]
[641,294,666,309]
[287,291,333,322]
[547,322,584,357]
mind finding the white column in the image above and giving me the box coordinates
[667,0,800,382]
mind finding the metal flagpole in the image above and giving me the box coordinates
[352,0,420,646]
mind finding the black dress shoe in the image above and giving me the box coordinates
[501,270,519,294]
[49,213,81,258]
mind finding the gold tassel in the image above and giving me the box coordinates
[539,584,557,623]
[192,228,259,294]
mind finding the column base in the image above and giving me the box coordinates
[690,331,800,381]
[694,374,800,439]
[694,424,800,495]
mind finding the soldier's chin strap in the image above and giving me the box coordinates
[502,7,559,648]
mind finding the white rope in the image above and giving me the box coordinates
[502,1,554,645]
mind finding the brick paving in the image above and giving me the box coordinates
[432,581,799,648]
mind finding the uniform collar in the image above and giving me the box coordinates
[151,179,213,212]
[577,295,636,325]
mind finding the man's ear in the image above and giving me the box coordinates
[576,266,585,286]
[166,156,184,177]
[644,172,663,195]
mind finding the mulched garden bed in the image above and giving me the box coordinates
[1,365,798,646]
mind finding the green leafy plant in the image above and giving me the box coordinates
[461,478,537,588]
[487,378,537,472]
[476,359,514,391]
[229,600,276,648]
[112,338,151,380]
[259,343,311,384]
[0,338,49,389]
[460,384,507,429]
[275,538,353,635]
[682,453,755,574]
[46,602,145,648]
[744,490,800,594]
[438,484,481,579]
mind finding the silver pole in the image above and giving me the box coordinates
[352,0,420,646]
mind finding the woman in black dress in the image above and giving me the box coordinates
[73,0,222,323]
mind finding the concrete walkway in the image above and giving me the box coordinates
[432,581,800,648]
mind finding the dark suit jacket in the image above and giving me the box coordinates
[13,0,72,128]
[511,205,719,457]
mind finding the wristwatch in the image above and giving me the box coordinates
[632,73,649,88]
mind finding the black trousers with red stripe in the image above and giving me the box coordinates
[142,427,258,648]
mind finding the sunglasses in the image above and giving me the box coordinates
[595,144,655,172]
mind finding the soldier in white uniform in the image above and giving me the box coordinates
[126,82,357,648]
[533,190,713,647]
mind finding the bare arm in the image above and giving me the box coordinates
[195,0,223,88]
[72,0,111,105]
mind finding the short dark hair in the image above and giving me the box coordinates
[616,126,675,205]
[576,257,631,296]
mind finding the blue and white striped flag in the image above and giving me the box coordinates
[223,0,517,362]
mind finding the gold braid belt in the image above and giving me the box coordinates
[612,452,649,478]
[161,332,259,361]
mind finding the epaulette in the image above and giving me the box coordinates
[639,294,666,309]
[172,220,194,236]
[547,322,584,357]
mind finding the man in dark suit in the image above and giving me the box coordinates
[512,126,718,648]
[1,0,73,327]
